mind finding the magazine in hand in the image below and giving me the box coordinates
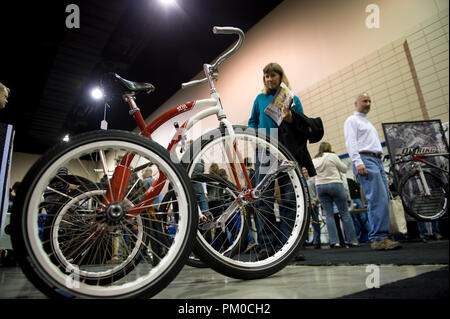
[264,82,294,126]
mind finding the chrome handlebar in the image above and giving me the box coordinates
[182,26,245,89]
[211,26,245,69]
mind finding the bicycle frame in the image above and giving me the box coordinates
[125,93,252,216]
[411,153,449,174]
[104,27,254,217]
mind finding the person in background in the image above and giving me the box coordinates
[417,221,443,241]
[8,181,21,212]
[344,92,401,250]
[248,62,306,261]
[240,157,258,252]
[207,163,223,220]
[313,142,359,248]
[0,82,10,109]
[302,167,321,249]
[347,177,371,242]
[192,158,210,222]
[142,166,162,206]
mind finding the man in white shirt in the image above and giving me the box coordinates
[344,93,401,250]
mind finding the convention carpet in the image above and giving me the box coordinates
[293,240,449,266]
[339,266,448,299]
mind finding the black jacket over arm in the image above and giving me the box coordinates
[278,110,324,178]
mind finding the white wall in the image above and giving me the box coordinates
[10,152,40,186]
[144,0,449,154]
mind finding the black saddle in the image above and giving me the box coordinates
[105,72,155,94]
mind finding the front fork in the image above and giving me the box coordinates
[416,165,431,196]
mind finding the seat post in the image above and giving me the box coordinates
[123,93,147,132]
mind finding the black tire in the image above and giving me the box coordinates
[183,125,310,280]
[185,253,209,268]
[11,130,198,298]
[399,170,448,221]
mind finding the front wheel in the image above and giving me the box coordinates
[399,170,448,221]
[184,126,310,280]
[11,130,198,298]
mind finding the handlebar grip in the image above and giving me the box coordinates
[213,26,243,35]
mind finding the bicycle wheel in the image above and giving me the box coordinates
[11,130,198,298]
[399,170,448,221]
[41,184,153,285]
[183,125,309,280]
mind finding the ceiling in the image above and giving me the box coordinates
[1,0,283,155]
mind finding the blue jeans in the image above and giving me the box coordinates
[417,221,441,236]
[196,193,209,213]
[310,205,321,244]
[316,183,358,245]
[351,198,371,238]
[353,155,390,242]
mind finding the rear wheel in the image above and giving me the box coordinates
[11,130,198,298]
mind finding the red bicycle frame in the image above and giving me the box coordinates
[104,95,253,216]
[104,26,250,215]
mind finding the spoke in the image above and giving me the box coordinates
[98,149,114,203]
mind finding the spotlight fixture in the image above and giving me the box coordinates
[62,134,70,142]
[159,0,176,6]
[91,87,104,100]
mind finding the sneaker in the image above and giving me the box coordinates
[435,234,443,240]
[313,243,321,249]
[346,242,360,248]
[371,238,401,250]
[330,243,341,248]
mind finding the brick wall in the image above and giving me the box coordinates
[299,10,449,158]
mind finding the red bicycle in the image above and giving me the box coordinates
[12,27,310,298]
[395,152,448,221]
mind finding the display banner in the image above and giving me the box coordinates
[0,123,14,237]
[382,120,449,191]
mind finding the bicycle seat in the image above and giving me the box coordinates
[108,73,155,94]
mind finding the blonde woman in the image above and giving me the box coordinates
[247,63,305,259]
[313,142,359,248]
[248,63,303,136]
